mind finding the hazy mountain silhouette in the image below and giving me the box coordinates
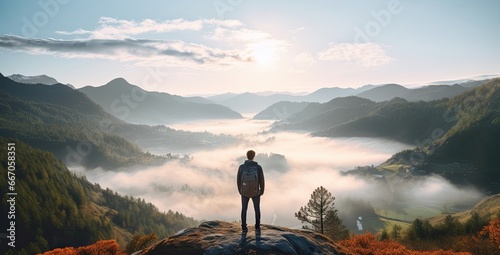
[0,74,163,168]
[355,83,481,102]
[427,74,500,86]
[253,101,310,120]
[303,86,370,102]
[207,92,298,114]
[343,79,500,193]
[208,85,377,114]
[0,73,238,168]
[1,73,109,117]
[355,84,409,102]
[401,84,468,101]
[273,96,376,132]
[273,80,495,144]
[223,80,489,114]
[7,73,76,89]
[79,78,243,125]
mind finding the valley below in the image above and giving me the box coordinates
[1,74,499,254]
[74,117,485,234]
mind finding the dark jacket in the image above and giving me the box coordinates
[237,160,265,196]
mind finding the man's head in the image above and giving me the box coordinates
[246,150,255,160]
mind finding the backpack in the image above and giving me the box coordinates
[240,165,260,198]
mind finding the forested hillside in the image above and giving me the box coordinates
[273,96,376,132]
[0,138,198,255]
[0,74,238,169]
[274,79,499,148]
[426,78,500,191]
[315,97,451,144]
[344,79,500,193]
[0,73,162,169]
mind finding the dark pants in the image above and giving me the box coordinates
[241,195,261,229]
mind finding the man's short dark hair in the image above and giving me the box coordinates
[246,150,255,160]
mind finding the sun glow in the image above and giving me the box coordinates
[252,42,275,68]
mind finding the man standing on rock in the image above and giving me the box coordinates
[237,150,265,232]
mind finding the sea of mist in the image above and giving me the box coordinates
[73,117,484,228]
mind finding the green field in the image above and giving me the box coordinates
[379,164,405,172]
[377,163,409,178]
[360,202,445,234]
[380,218,411,232]
[356,215,411,235]
[379,204,442,221]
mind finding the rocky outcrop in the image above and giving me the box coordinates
[139,221,350,255]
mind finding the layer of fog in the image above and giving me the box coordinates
[74,118,484,228]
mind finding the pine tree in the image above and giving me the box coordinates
[126,233,157,254]
[295,186,347,239]
[324,209,350,240]
[391,224,402,240]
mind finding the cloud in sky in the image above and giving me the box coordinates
[0,17,294,70]
[288,52,316,74]
[0,35,252,69]
[318,42,394,67]
[0,16,395,74]
[208,26,289,67]
[56,17,244,39]
[289,27,305,33]
[293,52,316,66]
[1,1,499,93]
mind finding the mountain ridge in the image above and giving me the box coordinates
[0,74,239,169]
[244,79,492,115]
[0,75,160,169]
[342,79,500,193]
[79,78,243,125]
[7,73,76,89]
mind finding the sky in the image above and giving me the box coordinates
[0,0,499,95]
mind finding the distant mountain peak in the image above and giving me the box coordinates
[7,73,75,89]
[427,74,500,85]
[355,83,408,102]
[105,77,131,86]
[8,74,58,85]
[79,78,243,124]
[383,83,406,88]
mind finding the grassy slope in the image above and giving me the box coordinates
[428,194,500,225]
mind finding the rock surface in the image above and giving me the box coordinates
[139,221,350,255]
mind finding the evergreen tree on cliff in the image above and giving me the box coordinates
[295,186,348,240]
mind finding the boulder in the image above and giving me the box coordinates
[139,221,350,255]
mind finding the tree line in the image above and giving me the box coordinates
[295,186,500,254]
[0,138,198,255]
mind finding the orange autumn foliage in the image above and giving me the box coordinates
[39,247,77,255]
[40,240,126,255]
[38,218,500,255]
[481,218,500,249]
[339,232,472,255]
